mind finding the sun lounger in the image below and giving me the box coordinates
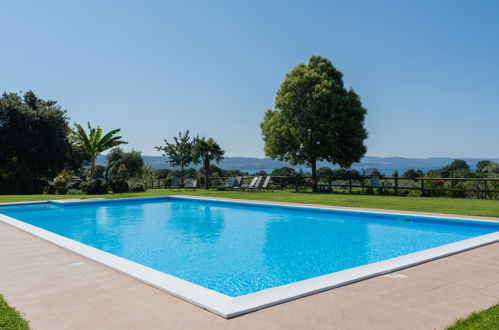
[184,178,197,190]
[170,177,181,190]
[260,176,273,191]
[235,176,258,191]
[242,176,263,192]
[218,177,235,191]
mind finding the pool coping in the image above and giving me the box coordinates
[0,196,498,318]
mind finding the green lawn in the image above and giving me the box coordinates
[446,304,499,330]
[1,189,498,217]
[0,294,30,329]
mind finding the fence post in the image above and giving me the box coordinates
[349,178,352,194]
[420,177,425,197]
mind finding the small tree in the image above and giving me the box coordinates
[192,137,225,189]
[261,56,368,192]
[402,168,424,179]
[155,130,194,176]
[106,147,144,179]
[476,160,492,176]
[109,164,129,193]
[74,123,127,178]
[142,165,156,183]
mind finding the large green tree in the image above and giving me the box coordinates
[74,123,127,178]
[261,56,368,192]
[105,147,144,179]
[192,137,225,189]
[0,91,75,193]
[155,130,195,176]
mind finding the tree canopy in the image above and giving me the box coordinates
[0,91,75,193]
[192,137,225,189]
[74,123,127,178]
[428,159,472,178]
[261,56,368,191]
[155,130,195,175]
[402,168,424,179]
[106,147,144,179]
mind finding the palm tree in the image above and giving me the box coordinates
[75,123,128,178]
[192,137,225,189]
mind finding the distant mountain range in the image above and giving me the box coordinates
[96,155,499,174]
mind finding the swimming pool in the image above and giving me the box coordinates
[0,196,498,317]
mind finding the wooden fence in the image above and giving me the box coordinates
[144,175,499,200]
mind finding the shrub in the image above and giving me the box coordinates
[108,164,130,193]
[53,171,70,194]
[67,189,84,195]
[45,182,56,194]
[129,181,146,192]
[0,161,38,194]
[81,179,108,194]
[109,180,129,193]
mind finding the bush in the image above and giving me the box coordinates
[67,189,84,195]
[109,178,128,193]
[45,182,56,195]
[0,161,38,194]
[81,179,108,194]
[129,181,146,192]
[53,172,70,194]
[109,180,129,193]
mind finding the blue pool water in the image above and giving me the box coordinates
[1,197,497,297]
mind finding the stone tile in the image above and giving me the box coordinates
[0,218,498,330]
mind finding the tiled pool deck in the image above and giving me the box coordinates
[0,196,498,329]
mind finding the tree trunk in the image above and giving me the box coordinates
[204,158,210,189]
[91,157,96,179]
[179,164,185,188]
[311,158,317,192]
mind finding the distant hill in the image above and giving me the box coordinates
[96,155,499,174]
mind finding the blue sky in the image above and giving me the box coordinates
[1,0,498,158]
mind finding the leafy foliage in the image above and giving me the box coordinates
[109,164,130,193]
[74,122,127,178]
[402,168,424,179]
[427,159,473,178]
[261,56,368,191]
[198,164,224,177]
[270,167,297,177]
[142,165,156,182]
[476,160,492,174]
[81,178,108,194]
[0,91,75,193]
[0,294,29,329]
[192,137,225,189]
[483,162,499,178]
[155,130,195,175]
[53,171,71,194]
[106,147,144,179]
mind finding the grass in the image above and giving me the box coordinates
[446,304,499,330]
[0,294,30,329]
[1,189,499,217]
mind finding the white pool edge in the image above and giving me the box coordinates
[0,198,497,318]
